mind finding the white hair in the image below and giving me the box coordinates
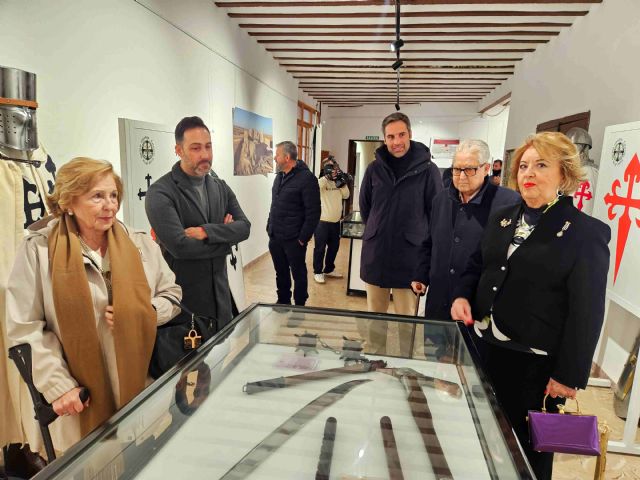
[454,139,491,165]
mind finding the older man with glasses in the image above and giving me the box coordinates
[412,140,520,358]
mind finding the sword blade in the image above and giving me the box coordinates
[380,416,404,480]
[406,375,454,480]
[315,417,337,480]
[243,361,385,394]
[221,379,371,479]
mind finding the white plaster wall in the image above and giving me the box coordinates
[2,0,299,265]
[479,0,640,165]
[477,0,640,378]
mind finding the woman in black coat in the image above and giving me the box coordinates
[451,132,610,480]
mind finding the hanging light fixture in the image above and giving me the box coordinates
[391,0,403,110]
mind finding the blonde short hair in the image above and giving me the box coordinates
[46,157,123,217]
[508,132,585,195]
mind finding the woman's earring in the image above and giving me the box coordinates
[68,210,74,216]
[556,188,564,197]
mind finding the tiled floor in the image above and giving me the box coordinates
[244,238,640,479]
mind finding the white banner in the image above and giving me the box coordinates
[592,121,640,317]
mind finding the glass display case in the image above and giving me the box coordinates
[341,212,366,295]
[34,304,534,480]
[340,211,365,239]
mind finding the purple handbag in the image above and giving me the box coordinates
[528,394,600,456]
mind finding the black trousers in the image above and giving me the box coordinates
[483,341,565,480]
[269,237,309,306]
[313,221,340,274]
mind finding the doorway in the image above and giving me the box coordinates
[346,139,383,214]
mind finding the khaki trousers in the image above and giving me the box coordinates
[357,283,415,356]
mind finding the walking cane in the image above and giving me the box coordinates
[409,291,424,358]
[8,343,89,463]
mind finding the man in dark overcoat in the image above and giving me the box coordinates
[412,140,519,358]
[146,116,250,330]
[358,112,442,355]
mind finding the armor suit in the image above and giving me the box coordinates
[1,66,56,473]
[567,127,599,216]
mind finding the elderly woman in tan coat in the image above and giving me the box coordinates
[5,157,181,455]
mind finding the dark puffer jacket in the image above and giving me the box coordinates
[359,141,442,288]
[267,160,321,243]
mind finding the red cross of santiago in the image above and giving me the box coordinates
[574,181,592,211]
[604,153,640,283]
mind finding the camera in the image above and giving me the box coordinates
[323,158,351,188]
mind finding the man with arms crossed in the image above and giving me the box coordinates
[146,116,250,332]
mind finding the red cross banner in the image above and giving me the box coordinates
[593,121,640,317]
[572,164,598,215]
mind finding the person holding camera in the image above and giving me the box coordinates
[313,157,350,284]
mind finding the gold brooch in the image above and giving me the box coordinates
[500,218,512,228]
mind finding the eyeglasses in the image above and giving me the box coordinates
[452,164,485,177]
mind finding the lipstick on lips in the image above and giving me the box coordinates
[523,182,536,188]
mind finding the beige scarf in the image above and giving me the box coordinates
[48,215,156,435]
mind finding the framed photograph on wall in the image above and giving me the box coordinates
[232,108,274,176]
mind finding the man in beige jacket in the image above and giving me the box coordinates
[313,156,350,284]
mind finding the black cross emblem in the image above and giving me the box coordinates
[140,139,154,162]
[23,178,46,228]
[612,139,626,165]
[138,173,152,200]
[45,155,57,193]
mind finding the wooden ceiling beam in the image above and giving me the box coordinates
[275,56,522,61]
[241,22,571,28]
[478,92,512,113]
[307,91,493,95]
[292,74,510,78]
[258,38,549,44]
[314,98,484,101]
[322,102,475,106]
[217,1,601,7]
[283,64,514,68]
[299,82,501,86]
[249,30,559,36]
[268,48,534,52]
[229,10,587,18]
[303,86,493,89]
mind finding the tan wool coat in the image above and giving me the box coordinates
[5,218,181,454]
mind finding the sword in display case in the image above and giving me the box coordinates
[315,417,337,480]
[380,416,404,480]
[242,359,387,394]
[220,379,371,480]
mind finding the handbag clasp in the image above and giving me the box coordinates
[542,393,581,414]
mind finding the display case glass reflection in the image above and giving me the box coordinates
[35,305,534,480]
[341,211,365,239]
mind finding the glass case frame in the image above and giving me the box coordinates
[33,304,535,480]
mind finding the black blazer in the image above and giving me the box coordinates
[454,196,611,388]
